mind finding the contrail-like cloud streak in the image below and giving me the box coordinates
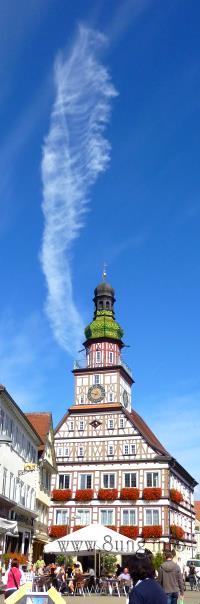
[41,26,117,353]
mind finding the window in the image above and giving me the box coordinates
[80,396,84,404]
[79,421,84,431]
[77,509,90,525]
[80,474,92,489]
[69,421,74,431]
[0,408,5,431]
[59,474,70,489]
[9,473,14,500]
[56,510,69,525]
[146,472,159,487]
[78,447,84,457]
[57,447,63,457]
[64,447,69,457]
[119,418,124,429]
[103,474,115,488]
[100,509,114,525]
[96,351,101,363]
[94,375,100,385]
[2,468,7,496]
[109,394,113,402]
[106,301,110,309]
[124,473,137,488]
[122,509,137,525]
[108,445,114,456]
[109,352,113,363]
[145,509,160,525]
[123,444,136,456]
[108,419,114,429]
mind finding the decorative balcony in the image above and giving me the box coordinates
[119,526,139,539]
[98,488,118,501]
[142,525,162,539]
[120,488,140,501]
[51,489,72,501]
[49,525,69,538]
[143,488,162,501]
[75,489,94,501]
[73,356,132,378]
[170,489,183,504]
[170,525,185,540]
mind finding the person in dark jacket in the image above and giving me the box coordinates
[158,550,184,604]
[128,555,167,604]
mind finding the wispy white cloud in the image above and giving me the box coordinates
[41,25,117,353]
[106,0,152,44]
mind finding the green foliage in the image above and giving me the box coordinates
[56,555,66,565]
[152,552,165,571]
[2,553,10,569]
[101,553,118,575]
[55,554,74,566]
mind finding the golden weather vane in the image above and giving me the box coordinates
[102,262,107,281]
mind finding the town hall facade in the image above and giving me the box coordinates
[49,280,197,559]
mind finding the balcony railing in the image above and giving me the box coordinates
[73,356,132,378]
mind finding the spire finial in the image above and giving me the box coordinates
[102,262,107,281]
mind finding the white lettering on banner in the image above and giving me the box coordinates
[58,535,134,553]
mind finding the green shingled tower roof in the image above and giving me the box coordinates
[84,281,124,342]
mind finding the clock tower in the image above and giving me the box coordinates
[73,280,134,410]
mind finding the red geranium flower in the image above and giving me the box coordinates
[143,488,162,500]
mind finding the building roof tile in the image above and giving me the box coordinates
[194,501,200,520]
[25,412,52,449]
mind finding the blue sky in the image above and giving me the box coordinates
[0,0,200,493]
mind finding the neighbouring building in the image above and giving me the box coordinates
[25,413,57,561]
[0,385,41,559]
[194,501,200,556]
[49,280,197,562]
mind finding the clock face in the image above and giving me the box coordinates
[88,384,105,403]
[123,389,129,407]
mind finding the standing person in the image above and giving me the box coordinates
[158,550,184,604]
[5,559,25,599]
[128,555,167,604]
[115,564,123,577]
[188,562,196,590]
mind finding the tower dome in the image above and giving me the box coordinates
[84,280,124,343]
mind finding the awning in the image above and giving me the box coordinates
[44,523,135,554]
[0,519,18,535]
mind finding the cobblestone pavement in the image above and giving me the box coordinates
[1,587,200,604]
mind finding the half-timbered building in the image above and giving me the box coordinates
[49,280,197,561]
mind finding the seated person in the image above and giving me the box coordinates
[118,567,131,581]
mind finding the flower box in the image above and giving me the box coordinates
[98,488,118,501]
[75,489,94,501]
[170,525,185,540]
[120,488,140,501]
[105,525,117,532]
[49,525,69,538]
[142,525,162,539]
[119,526,139,539]
[72,525,85,532]
[143,488,162,500]
[170,489,183,504]
[51,489,72,501]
